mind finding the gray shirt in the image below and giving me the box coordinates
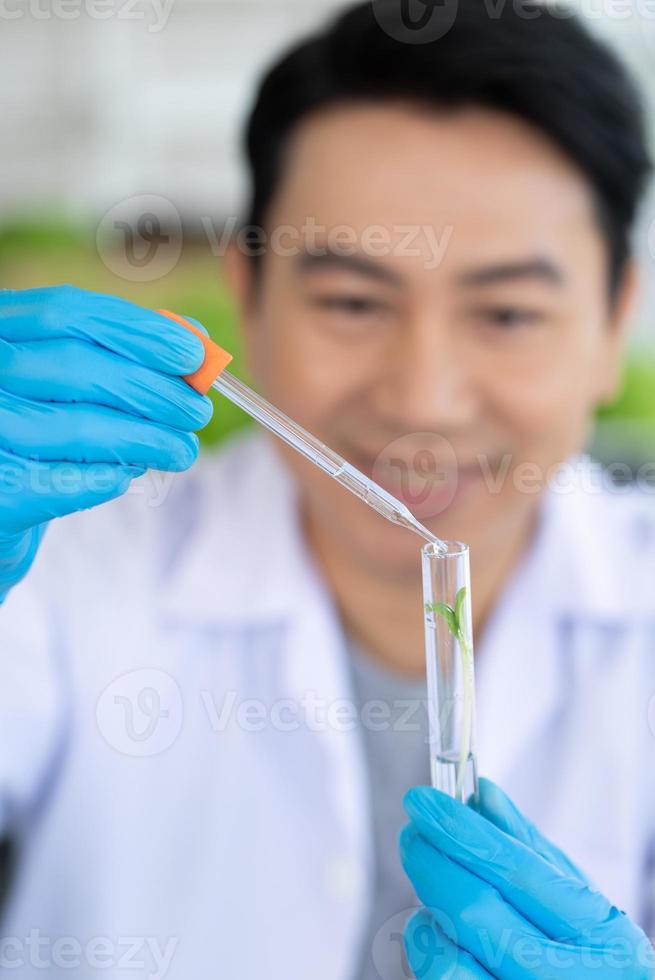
[345,634,431,980]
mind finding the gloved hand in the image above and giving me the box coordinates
[0,285,213,603]
[400,778,654,978]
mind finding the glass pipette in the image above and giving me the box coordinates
[156,308,447,552]
[211,371,447,551]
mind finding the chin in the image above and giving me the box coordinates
[338,507,430,579]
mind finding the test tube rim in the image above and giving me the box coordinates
[422,540,468,560]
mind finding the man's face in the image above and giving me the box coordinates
[228,104,632,580]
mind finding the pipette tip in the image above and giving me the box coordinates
[400,510,448,554]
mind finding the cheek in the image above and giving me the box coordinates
[478,336,602,457]
[250,297,384,428]
[247,320,361,430]
[493,366,579,433]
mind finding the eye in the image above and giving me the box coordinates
[311,294,387,317]
[476,306,544,328]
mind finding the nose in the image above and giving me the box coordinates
[378,314,479,430]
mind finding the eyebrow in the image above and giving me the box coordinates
[457,258,565,288]
[295,249,404,287]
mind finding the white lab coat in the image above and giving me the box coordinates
[0,429,654,979]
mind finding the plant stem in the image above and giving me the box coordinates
[456,638,474,799]
[425,588,474,800]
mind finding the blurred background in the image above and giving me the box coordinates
[1,0,655,465]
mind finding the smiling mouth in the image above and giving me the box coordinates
[343,446,488,508]
[348,448,482,479]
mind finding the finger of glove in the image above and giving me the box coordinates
[401,824,557,980]
[404,908,495,979]
[0,286,205,375]
[0,525,46,597]
[0,390,199,472]
[0,337,213,432]
[178,314,209,336]
[0,450,146,535]
[404,787,629,947]
[477,778,590,886]
[402,828,653,979]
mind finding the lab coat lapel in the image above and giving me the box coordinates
[474,452,640,787]
[474,496,562,787]
[157,431,373,980]
[281,541,373,980]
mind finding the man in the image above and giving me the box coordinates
[1,1,653,977]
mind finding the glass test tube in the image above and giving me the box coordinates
[422,541,479,805]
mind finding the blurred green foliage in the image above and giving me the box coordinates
[597,359,655,425]
[0,217,253,447]
[1,218,654,455]
[0,215,92,252]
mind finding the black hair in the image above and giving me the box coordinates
[243,0,651,298]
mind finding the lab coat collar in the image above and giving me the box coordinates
[158,434,648,823]
[536,452,651,623]
[160,440,647,628]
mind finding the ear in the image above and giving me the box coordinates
[223,243,258,321]
[594,258,640,407]
[222,244,262,375]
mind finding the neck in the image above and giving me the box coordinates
[302,503,540,678]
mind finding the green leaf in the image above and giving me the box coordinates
[454,587,467,630]
[427,601,458,636]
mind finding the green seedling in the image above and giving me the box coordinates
[425,585,474,799]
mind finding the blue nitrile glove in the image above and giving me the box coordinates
[400,778,654,979]
[0,285,214,603]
